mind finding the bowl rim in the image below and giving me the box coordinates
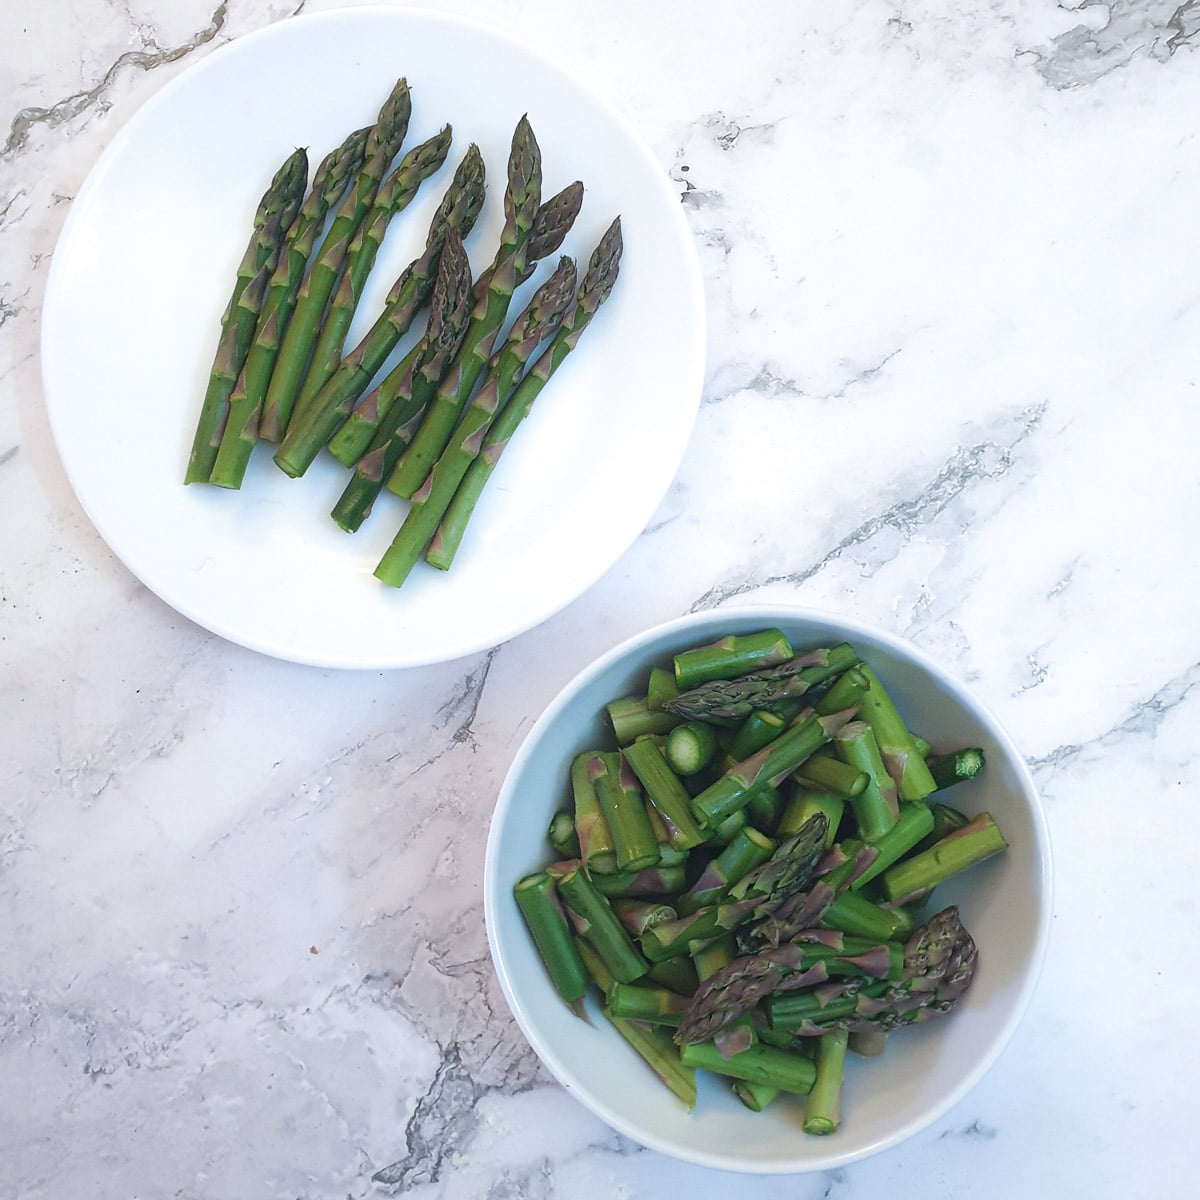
[484,604,1054,1173]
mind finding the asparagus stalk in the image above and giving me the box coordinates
[820,890,912,942]
[208,129,371,488]
[834,720,900,841]
[315,144,487,465]
[575,939,697,1109]
[691,934,736,982]
[605,693,682,744]
[592,863,686,897]
[690,708,857,830]
[646,665,679,712]
[646,955,700,997]
[733,1080,781,1112]
[185,147,309,483]
[386,115,543,499]
[513,872,590,1006]
[424,215,624,569]
[794,751,869,798]
[879,812,1008,905]
[547,810,580,859]
[856,665,938,801]
[621,737,706,850]
[674,629,793,690]
[913,801,971,853]
[611,899,677,938]
[665,644,860,722]
[849,802,936,891]
[372,256,578,587]
[291,126,453,422]
[607,982,690,1026]
[724,708,792,763]
[664,722,719,775]
[803,1029,849,1134]
[928,747,986,789]
[675,827,776,916]
[548,860,649,983]
[605,1007,697,1108]
[571,751,618,876]
[589,751,660,874]
[329,230,474,533]
[678,1041,816,1095]
[259,78,413,441]
[274,128,454,477]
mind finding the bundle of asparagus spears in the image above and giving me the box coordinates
[185,78,622,589]
[514,628,1007,1135]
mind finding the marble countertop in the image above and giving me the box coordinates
[4,0,1197,1195]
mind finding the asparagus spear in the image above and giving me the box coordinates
[674,934,900,1046]
[273,128,454,477]
[287,124,453,426]
[386,115,543,499]
[764,906,979,1035]
[259,78,412,441]
[736,839,880,954]
[690,707,858,830]
[207,127,371,488]
[675,827,775,915]
[184,146,309,483]
[372,256,578,587]
[639,815,829,963]
[664,643,859,722]
[424,216,624,568]
[329,229,474,533]
[324,146,488,467]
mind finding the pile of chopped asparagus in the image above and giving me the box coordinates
[185,77,622,589]
[514,628,1006,1135]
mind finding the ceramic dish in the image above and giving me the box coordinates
[485,606,1052,1172]
[41,7,704,668]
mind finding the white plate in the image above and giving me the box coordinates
[42,7,704,669]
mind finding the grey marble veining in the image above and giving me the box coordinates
[4,0,1200,1196]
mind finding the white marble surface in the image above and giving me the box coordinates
[3,0,1198,1195]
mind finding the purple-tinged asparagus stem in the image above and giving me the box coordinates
[185,147,308,483]
[387,115,543,500]
[424,215,623,570]
[259,78,412,441]
[665,643,859,722]
[208,127,370,487]
[879,812,1008,905]
[373,256,577,587]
